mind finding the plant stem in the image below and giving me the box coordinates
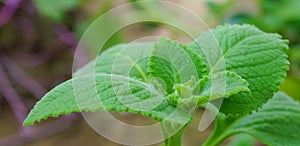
[161,123,187,146]
[202,114,236,146]
[0,63,29,128]
[0,114,76,146]
[164,128,184,146]
[0,0,22,26]
[1,56,47,99]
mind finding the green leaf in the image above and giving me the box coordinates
[203,92,300,146]
[75,43,154,82]
[197,71,250,104]
[188,24,289,115]
[225,92,300,146]
[148,37,207,95]
[23,74,190,126]
[24,43,192,126]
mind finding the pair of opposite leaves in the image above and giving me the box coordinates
[24,24,289,126]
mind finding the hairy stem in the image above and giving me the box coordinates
[161,124,187,146]
[202,114,236,146]
[1,57,47,98]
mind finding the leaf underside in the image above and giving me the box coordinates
[226,92,300,146]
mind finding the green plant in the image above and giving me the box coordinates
[23,24,300,146]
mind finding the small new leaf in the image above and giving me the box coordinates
[148,37,207,95]
[197,71,250,104]
[166,71,249,106]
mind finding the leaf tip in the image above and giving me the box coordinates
[23,118,33,127]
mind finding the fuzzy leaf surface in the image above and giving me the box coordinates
[24,43,191,126]
[189,24,289,115]
[148,37,207,95]
[197,71,250,103]
[24,73,191,126]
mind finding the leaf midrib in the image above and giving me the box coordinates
[119,53,149,83]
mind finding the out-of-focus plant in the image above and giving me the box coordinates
[33,0,86,21]
[0,0,181,145]
[0,0,127,145]
[32,0,128,51]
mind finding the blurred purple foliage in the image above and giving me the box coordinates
[0,0,83,145]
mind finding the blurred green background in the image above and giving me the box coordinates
[0,0,299,146]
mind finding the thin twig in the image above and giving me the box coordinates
[0,114,76,146]
[54,23,90,69]
[0,57,79,145]
[0,0,22,27]
[54,24,77,47]
[0,63,32,134]
[1,56,47,99]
